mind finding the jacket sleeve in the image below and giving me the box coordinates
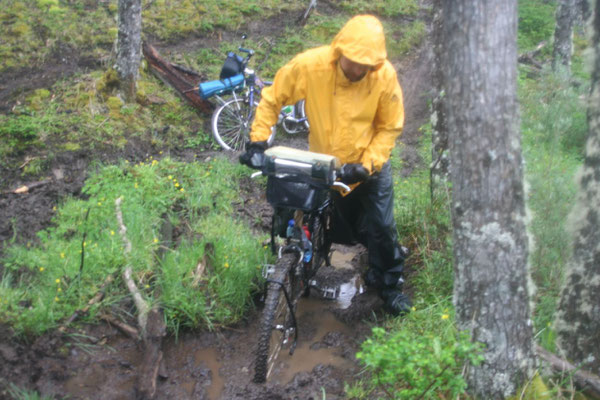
[250,57,306,142]
[360,70,404,173]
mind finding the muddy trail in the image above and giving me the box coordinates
[4,246,380,400]
[0,11,433,400]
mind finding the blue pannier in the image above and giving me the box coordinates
[198,74,245,99]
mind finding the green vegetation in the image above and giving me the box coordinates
[520,70,588,351]
[1,157,269,336]
[339,0,419,17]
[350,321,483,399]
[7,383,54,400]
[518,0,556,51]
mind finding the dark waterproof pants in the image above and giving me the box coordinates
[330,161,406,290]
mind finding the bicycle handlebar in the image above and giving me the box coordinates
[250,168,351,193]
[238,47,254,55]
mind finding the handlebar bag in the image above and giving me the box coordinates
[220,52,244,80]
[267,176,328,211]
[199,74,245,99]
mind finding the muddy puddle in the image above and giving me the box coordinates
[268,298,356,386]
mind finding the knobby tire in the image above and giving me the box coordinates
[254,252,298,383]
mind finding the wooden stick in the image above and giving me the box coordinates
[100,314,139,339]
[115,197,149,331]
[59,274,114,332]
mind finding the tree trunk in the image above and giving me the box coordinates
[553,0,576,73]
[116,0,142,101]
[575,0,592,27]
[442,2,537,398]
[430,0,450,200]
[554,0,600,376]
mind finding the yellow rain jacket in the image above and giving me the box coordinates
[250,15,404,175]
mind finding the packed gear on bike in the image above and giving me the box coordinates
[242,14,410,317]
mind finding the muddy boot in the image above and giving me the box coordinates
[380,289,412,316]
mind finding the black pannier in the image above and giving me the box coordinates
[266,176,328,212]
[220,52,244,80]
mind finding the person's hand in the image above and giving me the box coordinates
[239,141,268,169]
[339,163,369,184]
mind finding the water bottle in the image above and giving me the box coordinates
[286,219,295,238]
[301,225,313,262]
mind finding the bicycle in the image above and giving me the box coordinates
[248,145,351,383]
[199,42,309,151]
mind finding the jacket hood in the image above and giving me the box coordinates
[330,15,387,70]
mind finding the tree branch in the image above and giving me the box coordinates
[115,197,149,332]
[536,345,600,399]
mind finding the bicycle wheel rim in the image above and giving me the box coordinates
[212,98,277,151]
[212,98,252,151]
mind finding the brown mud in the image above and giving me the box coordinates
[0,5,433,399]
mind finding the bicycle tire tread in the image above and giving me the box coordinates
[254,253,297,383]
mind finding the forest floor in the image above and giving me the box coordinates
[0,10,433,400]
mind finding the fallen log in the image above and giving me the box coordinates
[536,345,600,399]
[518,40,547,69]
[137,308,166,400]
[142,42,213,115]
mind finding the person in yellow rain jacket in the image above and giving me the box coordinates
[240,15,411,316]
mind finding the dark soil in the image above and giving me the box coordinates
[0,5,433,399]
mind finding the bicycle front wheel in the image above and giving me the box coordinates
[211,98,276,151]
[254,252,298,383]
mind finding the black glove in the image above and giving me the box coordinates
[239,141,268,169]
[339,163,369,184]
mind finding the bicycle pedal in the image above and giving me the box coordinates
[309,280,340,300]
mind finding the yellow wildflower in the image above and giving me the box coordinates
[175,182,180,187]
[55,297,60,302]
[39,267,45,272]
[411,306,416,312]
[57,288,62,292]
[224,262,229,268]
[55,278,60,284]
[110,230,115,236]
[180,188,184,192]
[60,252,65,258]
[168,175,173,180]
[441,314,449,320]
[97,202,102,206]
[153,238,159,243]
